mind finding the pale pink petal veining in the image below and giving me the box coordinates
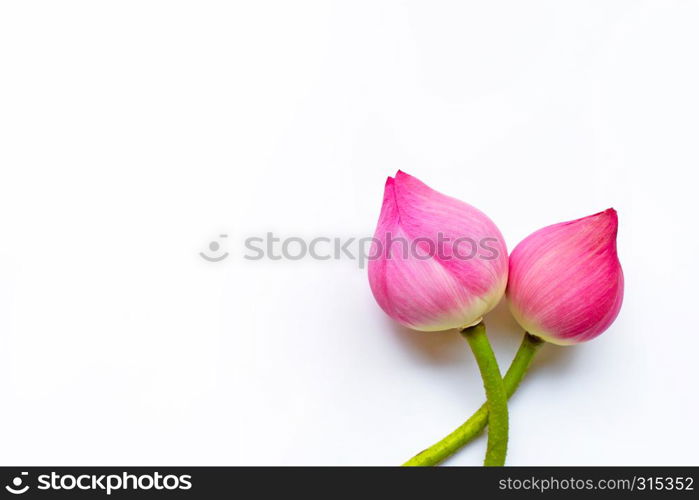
[368,172,508,331]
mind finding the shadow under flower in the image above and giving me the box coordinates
[487,299,580,380]
[387,298,579,378]
[387,320,468,366]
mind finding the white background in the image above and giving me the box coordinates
[1,1,697,465]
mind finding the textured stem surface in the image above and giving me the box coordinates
[462,322,508,466]
[403,332,543,466]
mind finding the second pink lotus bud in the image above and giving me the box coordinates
[507,209,624,345]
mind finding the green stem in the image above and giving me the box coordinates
[461,322,508,466]
[403,332,543,466]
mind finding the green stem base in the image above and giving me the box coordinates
[403,332,543,466]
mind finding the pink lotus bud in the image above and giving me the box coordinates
[507,209,624,345]
[368,171,508,331]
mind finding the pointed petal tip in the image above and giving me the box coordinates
[394,170,416,182]
[604,207,618,226]
[586,207,616,218]
[598,207,617,219]
[594,208,618,232]
[566,208,618,230]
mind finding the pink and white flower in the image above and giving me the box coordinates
[507,209,624,345]
[368,171,508,331]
